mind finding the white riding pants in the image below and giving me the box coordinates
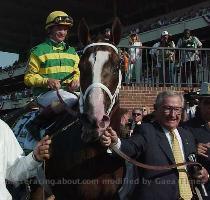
[37,89,78,108]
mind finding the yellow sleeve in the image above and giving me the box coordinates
[24,54,48,87]
[72,54,80,81]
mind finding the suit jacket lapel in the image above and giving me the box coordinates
[154,123,175,163]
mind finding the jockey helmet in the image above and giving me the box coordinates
[45,11,73,30]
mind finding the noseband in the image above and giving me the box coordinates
[79,42,122,115]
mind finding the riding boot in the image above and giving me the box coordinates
[26,106,57,141]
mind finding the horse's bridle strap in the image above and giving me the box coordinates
[83,42,118,54]
[110,145,202,171]
[83,83,113,102]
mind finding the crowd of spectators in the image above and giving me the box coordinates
[119,27,205,86]
[124,5,210,36]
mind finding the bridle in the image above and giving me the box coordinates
[79,42,122,116]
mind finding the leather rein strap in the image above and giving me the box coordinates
[110,145,202,171]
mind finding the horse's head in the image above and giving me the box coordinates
[78,18,122,143]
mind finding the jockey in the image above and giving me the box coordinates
[24,11,80,139]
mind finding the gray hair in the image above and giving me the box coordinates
[132,108,142,113]
[155,91,185,109]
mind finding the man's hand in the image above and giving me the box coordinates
[47,78,61,90]
[33,135,52,161]
[197,143,210,158]
[194,167,209,184]
[68,80,80,92]
[100,127,118,147]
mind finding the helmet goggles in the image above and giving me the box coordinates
[54,16,73,24]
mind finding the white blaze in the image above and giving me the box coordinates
[88,51,109,120]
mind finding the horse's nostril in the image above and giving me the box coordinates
[98,115,110,129]
[102,115,110,122]
[99,121,105,128]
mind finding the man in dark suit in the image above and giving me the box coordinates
[101,91,209,200]
[183,82,210,199]
[131,108,143,131]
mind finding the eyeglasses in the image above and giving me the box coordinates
[161,106,183,115]
[132,113,142,116]
[54,16,73,24]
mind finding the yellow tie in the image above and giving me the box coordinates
[170,130,193,200]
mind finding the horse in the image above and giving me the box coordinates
[8,17,130,200]
[42,17,127,200]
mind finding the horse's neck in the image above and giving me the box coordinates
[109,103,121,135]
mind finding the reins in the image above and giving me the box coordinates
[42,117,80,200]
[110,144,202,171]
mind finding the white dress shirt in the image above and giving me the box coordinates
[0,119,41,200]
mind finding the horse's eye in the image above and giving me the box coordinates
[112,67,119,74]
[114,65,120,72]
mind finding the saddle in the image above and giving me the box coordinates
[4,100,38,127]
[26,101,79,141]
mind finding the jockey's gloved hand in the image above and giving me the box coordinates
[47,78,61,90]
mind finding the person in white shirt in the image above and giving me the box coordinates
[126,33,142,84]
[0,119,51,200]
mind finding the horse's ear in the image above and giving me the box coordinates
[78,18,91,46]
[111,17,122,45]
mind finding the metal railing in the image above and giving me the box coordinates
[119,46,210,87]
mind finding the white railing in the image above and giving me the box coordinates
[119,46,210,87]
